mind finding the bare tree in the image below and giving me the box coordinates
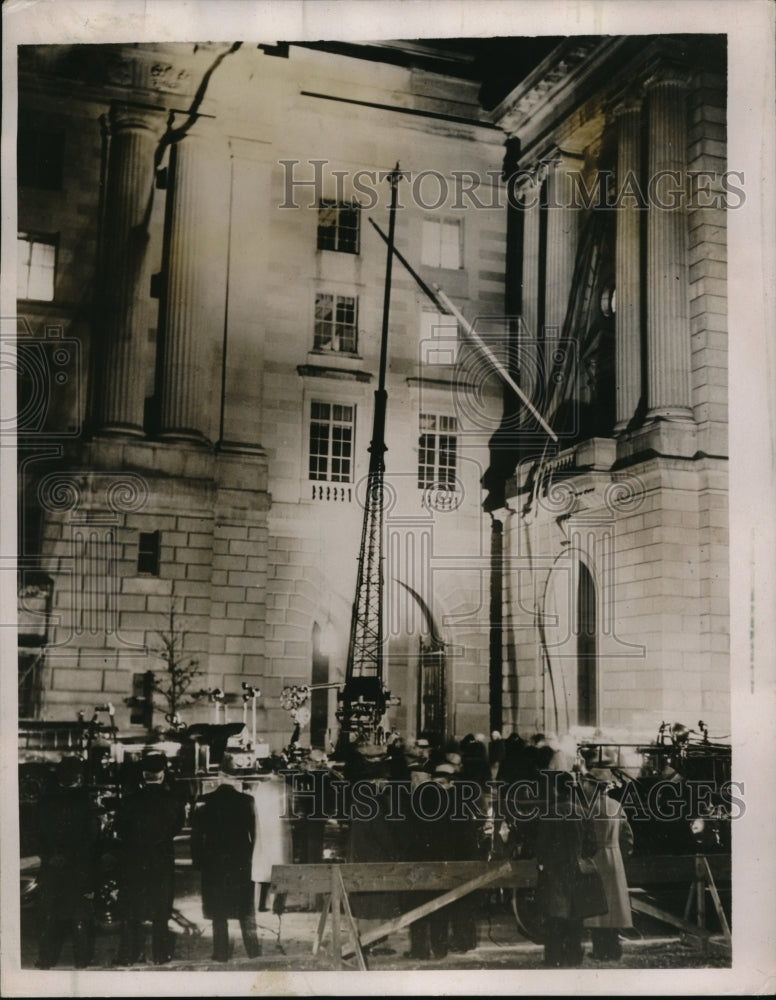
[150,599,204,730]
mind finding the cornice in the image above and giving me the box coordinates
[492,35,709,165]
[491,37,620,137]
[18,43,230,112]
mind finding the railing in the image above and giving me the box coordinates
[311,483,353,502]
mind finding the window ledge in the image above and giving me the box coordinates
[308,348,362,367]
[406,374,477,390]
[298,363,372,383]
[317,247,360,257]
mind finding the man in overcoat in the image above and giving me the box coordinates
[190,754,261,961]
[35,756,100,969]
[533,769,598,968]
[113,752,184,965]
[581,764,634,960]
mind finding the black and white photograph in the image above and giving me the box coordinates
[1,1,774,996]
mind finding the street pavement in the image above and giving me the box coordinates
[18,864,731,973]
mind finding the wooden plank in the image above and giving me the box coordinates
[331,868,341,970]
[270,854,731,896]
[312,894,331,957]
[337,869,367,971]
[340,861,512,960]
[272,859,537,893]
[702,856,732,945]
[630,896,712,940]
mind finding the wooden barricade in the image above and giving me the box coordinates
[271,853,731,969]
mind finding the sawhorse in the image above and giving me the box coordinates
[272,854,731,969]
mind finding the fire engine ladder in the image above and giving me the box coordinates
[335,165,402,751]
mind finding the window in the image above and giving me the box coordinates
[418,413,458,489]
[18,128,65,191]
[309,401,354,482]
[17,233,56,301]
[421,218,462,269]
[137,531,161,576]
[420,309,459,365]
[317,200,360,254]
[314,293,358,353]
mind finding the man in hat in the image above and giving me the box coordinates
[345,746,404,946]
[533,769,598,968]
[580,757,634,961]
[190,752,261,962]
[35,756,101,969]
[113,752,184,965]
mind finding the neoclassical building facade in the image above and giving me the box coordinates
[482,34,729,738]
[15,34,729,748]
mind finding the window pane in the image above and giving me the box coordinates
[314,294,334,349]
[440,221,461,269]
[315,295,358,353]
[310,400,354,484]
[418,415,457,492]
[17,237,31,268]
[30,241,55,268]
[336,297,355,324]
[17,239,31,298]
[318,201,360,254]
[27,266,54,301]
[338,206,359,253]
[421,219,440,267]
[315,293,333,321]
[317,202,338,250]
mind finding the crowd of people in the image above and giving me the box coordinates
[30,730,634,969]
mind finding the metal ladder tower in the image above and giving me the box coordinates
[335,165,402,751]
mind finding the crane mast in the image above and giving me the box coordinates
[335,165,402,754]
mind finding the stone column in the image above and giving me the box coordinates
[544,152,580,336]
[92,104,166,435]
[518,173,544,411]
[613,96,644,432]
[645,68,693,420]
[158,119,229,443]
[520,174,543,339]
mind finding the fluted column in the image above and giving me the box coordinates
[158,120,229,442]
[520,175,542,339]
[645,68,693,420]
[93,104,166,435]
[613,96,644,432]
[544,152,580,335]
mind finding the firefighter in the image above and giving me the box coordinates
[35,756,100,969]
[113,752,184,965]
[190,753,261,962]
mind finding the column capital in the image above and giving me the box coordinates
[109,101,168,136]
[169,113,227,150]
[508,162,545,199]
[642,62,692,92]
[544,147,586,169]
[608,89,645,119]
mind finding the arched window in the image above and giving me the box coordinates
[576,562,598,727]
[310,622,330,749]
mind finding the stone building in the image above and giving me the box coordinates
[482,34,730,738]
[16,40,509,746]
[15,33,730,749]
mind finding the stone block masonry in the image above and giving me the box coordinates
[27,443,270,730]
